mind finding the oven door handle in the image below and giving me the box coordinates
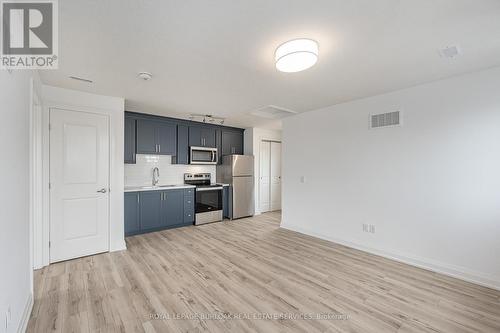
[196,187,223,192]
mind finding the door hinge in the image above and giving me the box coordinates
[49,182,51,189]
[49,241,51,248]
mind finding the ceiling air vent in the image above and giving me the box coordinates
[370,111,400,129]
[250,105,297,119]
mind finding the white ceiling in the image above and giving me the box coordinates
[40,0,500,129]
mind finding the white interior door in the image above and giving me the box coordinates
[50,108,110,263]
[259,141,271,213]
[270,142,282,211]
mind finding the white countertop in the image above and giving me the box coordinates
[124,184,195,192]
[125,183,230,192]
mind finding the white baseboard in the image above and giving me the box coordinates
[17,293,33,333]
[281,223,500,291]
[110,240,127,252]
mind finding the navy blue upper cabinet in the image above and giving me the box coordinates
[189,126,202,147]
[189,126,216,148]
[126,112,244,163]
[157,122,177,155]
[124,117,136,164]
[202,128,216,147]
[136,119,158,154]
[137,119,177,155]
[222,130,244,155]
[175,125,189,164]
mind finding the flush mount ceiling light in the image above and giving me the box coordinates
[275,38,319,73]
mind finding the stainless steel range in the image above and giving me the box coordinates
[184,173,223,225]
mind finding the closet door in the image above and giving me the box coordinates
[270,142,282,211]
[259,141,271,213]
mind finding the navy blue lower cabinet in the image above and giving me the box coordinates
[163,190,184,227]
[139,191,163,231]
[125,189,195,237]
[223,186,232,219]
[184,188,195,223]
[124,192,140,236]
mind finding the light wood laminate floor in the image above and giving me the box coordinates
[28,212,500,332]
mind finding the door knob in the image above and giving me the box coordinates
[97,188,107,193]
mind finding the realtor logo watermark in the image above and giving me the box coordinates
[1,0,58,69]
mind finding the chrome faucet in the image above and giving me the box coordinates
[152,167,160,186]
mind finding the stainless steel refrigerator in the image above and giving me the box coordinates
[217,155,255,219]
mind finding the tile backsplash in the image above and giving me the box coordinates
[125,154,216,187]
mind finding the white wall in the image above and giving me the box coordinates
[0,70,40,332]
[245,127,282,214]
[125,154,216,187]
[39,85,125,268]
[282,67,500,290]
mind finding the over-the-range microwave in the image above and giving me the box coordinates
[190,146,218,165]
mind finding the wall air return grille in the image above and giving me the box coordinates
[370,111,400,129]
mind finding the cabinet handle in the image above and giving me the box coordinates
[158,144,161,153]
[155,144,158,152]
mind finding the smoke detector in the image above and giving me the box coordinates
[439,45,461,59]
[138,72,153,81]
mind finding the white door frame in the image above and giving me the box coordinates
[258,139,281,214]
[30,78,43,287]
[36,87,125,268]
